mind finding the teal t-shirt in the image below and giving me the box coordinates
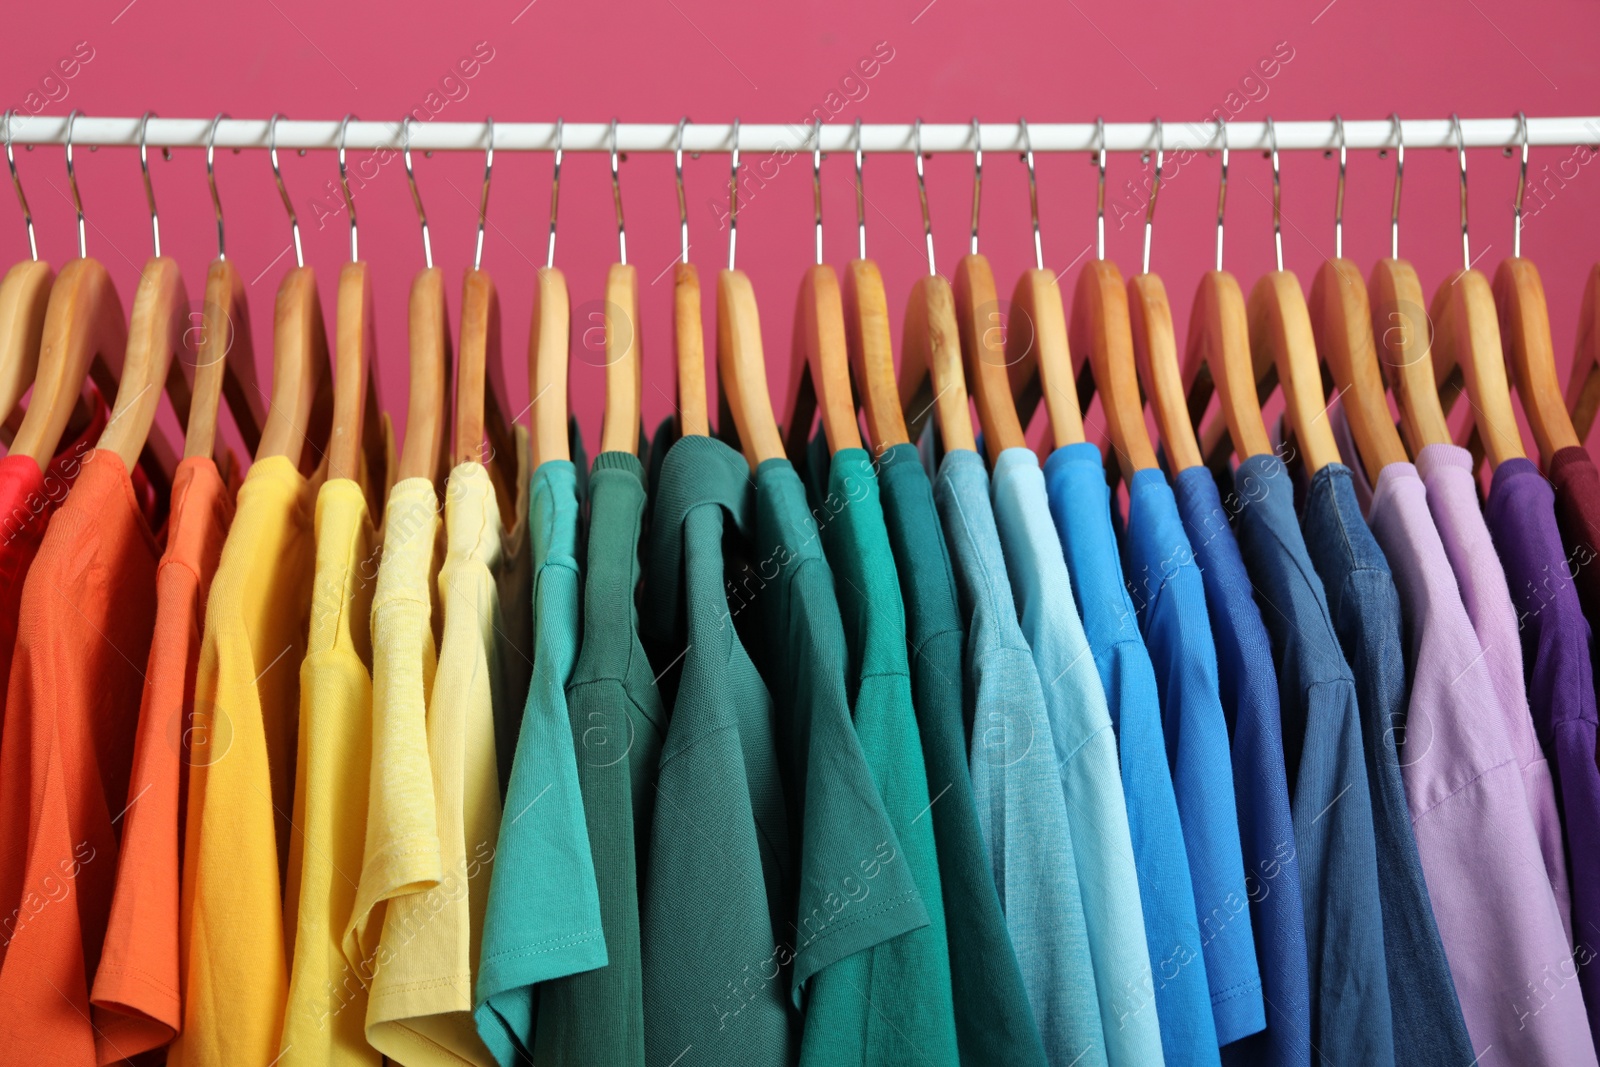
[799,440,959,1065]
[639,431,799,1065]
[531,450,667,1066]
[474,458,607,1065]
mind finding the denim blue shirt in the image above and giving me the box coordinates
[1043,443,1219,1066]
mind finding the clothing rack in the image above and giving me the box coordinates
[6,115,1600,153]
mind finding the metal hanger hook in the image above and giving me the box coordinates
[914,118,935,275]
[547,118,563,269]
[338,113,358,262]
[402,115,432,269]
[4,110,36,262]
[1513,111,1530,259]
[728,118,741,271]
[609,117,627,267]
[1451,113,1469,271]
[1142,117,1164,274]
[1266,115,1283,272]
[206,112,228,261]
[474,116,494,271]
[811,118,823,265]
[1093,115,1106,260]
[138,111,161,259]
[1213,116,1229,271]
[64,109,87,259]
[675,117,690,266]
[268,114,303,268]
[1020,117,1042,270]
[1389,112,1404,260]
[1332,114,1346,259]
[968,117,982,255]
[853,118,865,261]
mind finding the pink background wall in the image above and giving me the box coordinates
[2,0,1598,466]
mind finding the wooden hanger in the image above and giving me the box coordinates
[896,122,976,454]
[1125,123,1201,472]
[599,125,642,456]
[1571,263,1600,441]
[394,118,451,483]
[1429,117,1527,469]
[12,113,130,469]
[254,117,332,473]
[0,118,51,432]
[716,122,785,469]
[839,122,907,453]
[530,124,570,466]
[1495,116,1580,465]
[325,117,384,484]
[782,123,860,459]
[672,119,709,439]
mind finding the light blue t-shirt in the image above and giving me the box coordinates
[990,448,1165,1067]
[1124,467,1266,1047]
[933,448,1109,1067]
[1043,442,1220,1066]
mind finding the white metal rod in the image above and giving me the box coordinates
[4,116,1599,154]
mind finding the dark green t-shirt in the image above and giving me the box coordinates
[532,451,667,1066]
[749,455,933,1059]
[797,440,960,1065]
[639,432,799,1065]
[874,441,1050,1067]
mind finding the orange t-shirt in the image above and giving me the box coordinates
[89,456,235,1061]
[0,449,162,1066]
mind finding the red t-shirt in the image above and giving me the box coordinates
[0,449,161,1065]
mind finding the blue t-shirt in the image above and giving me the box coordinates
[1043,442,1219,1065]
[1174,466,1311,1067]
[1124,468,1265,1047]
[1227,453,1395,1066]
[1299,463,1474,1066]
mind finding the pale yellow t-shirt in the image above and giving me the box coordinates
[279,428,393,1065]
[169,455,319,1067]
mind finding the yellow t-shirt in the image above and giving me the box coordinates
[169,455,319,1067]
[279,427,393,1065]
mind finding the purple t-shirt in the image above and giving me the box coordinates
[1369,461,1594,1066]
[1485,457,1600,1056]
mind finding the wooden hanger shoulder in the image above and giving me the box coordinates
[456,267,516,485]
[327,259,377,482]
[530,265,570,466]
[97,255,187,472]
[842,258,906,452]
[1430,268,1527,468]
[1368,257,1449,455]
[953,253,1026,465]
[897,272,975,453]
[1186,269,1273,463]
[255,265,331,471]
[1128,269,1199,471]
[1248,270,1341,473]
[716,268,784,468]
[1310,258,1408,476]
[1006,267,1082,450]
[600,262,642,455]
[185,258,263,461]
[0,259,53,431]
[782,263,859,460]
[396,265,450,482]
[1568,263,1600,442]
[673,262,709,438]
[1495,256,1579,464]
[1072,259,1158,473]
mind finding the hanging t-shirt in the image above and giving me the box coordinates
[989,448,1163,1067]
[1415,444,1568,931]
[1224,452,1394,1065]
[1123,466,1264,1048]
[493,434,535,794]
[1043,442,1216,1065]
[168,454,319,1067]
[0,391,109,755]
[279,426,392,1065]
[795,441,958,1066]
[875,443,1048,1067]
[1174,465,1311,1067]
[0,450,160,1065]
[638,430,799,1066]
[364,447,526,1067]
[1486,456,1600,1051]
[1300,462,1474,1064]
[529,450,665,1066]
[935,448,1108,1067]
[477,446,606,1065]
[1367,460,1594,1066]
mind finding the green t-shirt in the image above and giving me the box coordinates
[639,431,799,1065]
[474,458,607,1065]
[796,441,961,1065]
[531,451,666,1065]
[749,455,934,1057]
